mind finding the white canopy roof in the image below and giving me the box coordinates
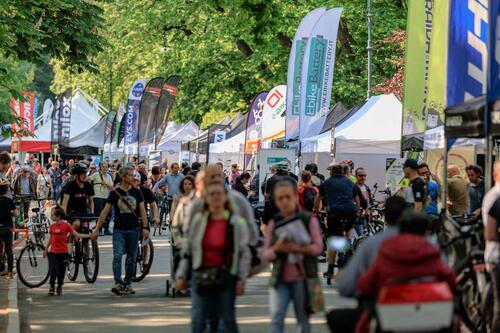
[209,130,246,153]
[423,125,485,150]
[156,121,199,152]
[301,94,402,154]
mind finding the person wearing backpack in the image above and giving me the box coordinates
[298,171,318,213]
[263,179,323,333]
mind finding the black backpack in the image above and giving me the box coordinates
[303,187,317,212]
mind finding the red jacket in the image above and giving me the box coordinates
[357,234,456,297]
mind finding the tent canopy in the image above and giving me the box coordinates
[157,121,199,152]
[302,94,402,154]
[59,115,106,156]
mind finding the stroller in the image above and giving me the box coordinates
[355,280,460,333]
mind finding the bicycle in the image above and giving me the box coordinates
[17,221,50,288]
[66,215,99,283]
[131,236,154,282]
[436,213,488,333]
[324,217,353,286]
[352,205,385,251]
[153,194,169,236]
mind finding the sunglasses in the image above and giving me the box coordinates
[357,174,367,178]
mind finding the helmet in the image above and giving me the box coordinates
[275,162,290,173]
[70,162,88,175]
[133,171,142,181]
[304,163,318,174]
[341,159,354,169]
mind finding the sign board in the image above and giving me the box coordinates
[149,151,161,171]
[385,158,406,194]
[213,130,226,143]
[258,148,297,202]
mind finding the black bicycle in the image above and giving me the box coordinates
[67,216,99,283]
[153,194,169,236]
[437,213,489,333]
[131,237,154,282]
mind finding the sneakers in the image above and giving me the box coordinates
[2,272,14,279]
[111,284,124,295]
[48,286,55,296]
[56,286,62,295]
[122,285,135,295]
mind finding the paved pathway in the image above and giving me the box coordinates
[18,235,355,333]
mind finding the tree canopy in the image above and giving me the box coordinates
[51,0,407,128]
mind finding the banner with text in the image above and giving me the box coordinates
[285,7,326,143]
[124,78,146,147]
[51,89,72,146]
[11,91,35,135]
[262,85,286,148]
[138,77,164,146]
[299,8,342,141]
[155,76,180,147]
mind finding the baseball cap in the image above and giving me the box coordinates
[403,158,418,170]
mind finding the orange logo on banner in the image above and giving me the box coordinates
[245,139,260,154]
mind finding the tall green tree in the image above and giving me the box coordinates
[52,0,406,128]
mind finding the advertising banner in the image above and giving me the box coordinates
[258,148,296,202]
[447,0,488,108]
[138,77,164,146]
[491,0,500,101]
[116,112,127,147]
[112,102,125,145]
[155,76,181,147]
[42,98,54,126]
[244,92,268,169]
[285,7,326,143]
[124,78,146,148]
[426,0,448,130]
[104,111,117,145]
[11,92,35,134]
[51,88,72,145]
[262,85,286,148]
[402,0,433,138]
[299,8,343,141]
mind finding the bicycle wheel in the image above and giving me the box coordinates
[371,220,385,233]
[132,239,154,282]
[67,242,80,281]
[83,239,99,283]
[458,270,485,333]
[17,242,49,288]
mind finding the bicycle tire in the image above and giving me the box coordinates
[458,270,485,333]
[158,221,163,235]
[132,240,154,282]
[17,243,49,288]
[67,242,80,281]
[83,239,99,283]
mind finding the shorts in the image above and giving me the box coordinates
[326,211,356,237]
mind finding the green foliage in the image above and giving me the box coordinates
[51,0,406,128]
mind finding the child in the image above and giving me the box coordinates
[0,179,17,279]
[263,179,323,333]
[43,205,90,296]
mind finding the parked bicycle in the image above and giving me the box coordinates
[437,213,488,333]
[17,220,50,288]
[66,215,99,283]
[131,236,154,282]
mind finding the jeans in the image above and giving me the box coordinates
[112,228,138,286]
[191,275,239,333]
[93,197,110,231]
[49,253,68,288]
[269,280,310,333]
[52,185,61,202]
[0,228,13,272]
[354,217,367,237]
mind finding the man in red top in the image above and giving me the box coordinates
[298,171,318,212]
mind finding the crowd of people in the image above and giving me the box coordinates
[0,150,499,332]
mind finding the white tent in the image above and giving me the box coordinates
[301,94,402,189]
[208,131,246,166]
[156,121,199,165]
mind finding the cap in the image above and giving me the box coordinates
[403,158,418,170]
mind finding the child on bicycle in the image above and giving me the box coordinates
[43,205,90,296]
[0,179,17,279]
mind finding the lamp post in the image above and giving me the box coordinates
[367,0,373,99]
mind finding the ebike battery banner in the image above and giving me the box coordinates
[299,8,342,141]
[262,85,286,148]
[155,76,180,147]
[244,92,268,169]
[124,78,146,146]
[426,0,449,130]
[447,0,488,107]
[285,7,326,143]
[52,88,72,145]
[138,77,164,146]
[402,0,433,137]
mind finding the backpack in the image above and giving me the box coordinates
[302,187,317,212]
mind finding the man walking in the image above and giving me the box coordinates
[93,166,149,295]
[48,161,62,202]
[153,163,184,213]
[402,159,425,212]
[89,162,114,235]
[466,165,485,221]
[13,167,36,221]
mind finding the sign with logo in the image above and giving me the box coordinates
[124,78,146,147]
[213,130,226,143]
[262,85,286,148]
[285,7,326,143]
[11,91,35,135]
[51,89,72,145]
[299,8,342,141]
[244,92,268,168]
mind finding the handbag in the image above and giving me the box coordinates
[193,214,233,295]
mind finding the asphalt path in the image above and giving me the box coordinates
[18,234,355,333]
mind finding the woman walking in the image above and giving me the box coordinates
[37,167,51,200]
[175,180,250,333]
[233,172,251,198]
[263,179,323,333]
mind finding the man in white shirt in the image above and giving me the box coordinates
[89,162,114,235]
